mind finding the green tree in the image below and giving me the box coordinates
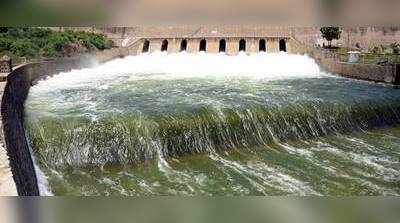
[0,27,9,33]
[320,27,342,48]
[9,39,39,57]
[0,36,12,51]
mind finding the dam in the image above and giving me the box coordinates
[2,26,400,196]
[120,26,293,55]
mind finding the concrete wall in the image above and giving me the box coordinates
[1,48,129,195]
[292,27,400,49]
[325,61,398,84]
[131,37,291,55]
[59,26,400,50]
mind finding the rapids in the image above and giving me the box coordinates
[24,52,400,195]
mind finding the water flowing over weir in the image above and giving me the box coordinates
[24,52,400,195]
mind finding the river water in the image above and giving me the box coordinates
[24,52,400,195]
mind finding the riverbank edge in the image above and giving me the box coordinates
[1,47,130,195]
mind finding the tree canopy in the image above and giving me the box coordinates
[320,27,342,47]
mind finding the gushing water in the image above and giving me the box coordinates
[25,52,400,195]
[31,52,322,92]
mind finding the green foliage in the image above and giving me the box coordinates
[48,33,72,51]
[42,45,58,57]
[0,27,9,33]
[28,28,52,38]
[73,31,113,50]
[88,34,111,50]
[320,27,342,47]
[0,35,12,51]
[9,39,39,57]
[0,27,113,59]
[7,27,28,38]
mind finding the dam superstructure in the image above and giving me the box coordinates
[117,26,293,55]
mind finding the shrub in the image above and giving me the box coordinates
[9,39,39,58]
[48,33,72,51]
[0,36,12,51]
[42,44,58,57]
[0,27,8,33]
[7,27,28,38]
[88,34,110,50]
[29,28,52,39]
[79,37,95,51]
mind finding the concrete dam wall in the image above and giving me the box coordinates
[131,37,291,55]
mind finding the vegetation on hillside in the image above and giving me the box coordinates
[0,27,113,60]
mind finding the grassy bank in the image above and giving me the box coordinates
[0,27,113,64]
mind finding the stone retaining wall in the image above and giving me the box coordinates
[291,39,400,85]
[1,48,129,195]
[321,59,399,84]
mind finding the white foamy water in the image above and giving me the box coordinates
[31,52,324,93]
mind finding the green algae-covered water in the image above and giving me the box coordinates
[25,52,400,195]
